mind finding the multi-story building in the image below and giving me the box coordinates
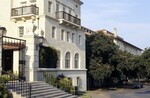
[97,29,142,55]
[0,0,86,91]
[83,27,142,55]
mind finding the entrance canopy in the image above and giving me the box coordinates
[2,36,26,50]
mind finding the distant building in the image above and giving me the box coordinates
[97,29,142,55]
[84,27,142,55]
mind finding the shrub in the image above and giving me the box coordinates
[43,73,57,86]
[43,73,75,94]
[0,75,12,98]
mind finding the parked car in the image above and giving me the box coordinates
[131,82,143,89]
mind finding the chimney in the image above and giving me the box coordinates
[114,28,117,38]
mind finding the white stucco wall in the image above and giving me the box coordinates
[0,0,87,91]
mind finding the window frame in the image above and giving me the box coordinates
[52,26,56,38]
[74,53,79,68]
[18,26,24,37]
[48,1,52,13]
[61,30,64,40]
[67,31,70,42]
[72,33,75,43]
[65,52,70,68]
[79,35,81,44]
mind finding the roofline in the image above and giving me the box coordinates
[73,0,83,5]
[115,38,143,51]
[97,29,143,51]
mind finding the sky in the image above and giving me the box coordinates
[81,0,150,49]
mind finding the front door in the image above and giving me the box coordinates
[2,50,13,72]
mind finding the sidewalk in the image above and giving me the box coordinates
[87,90,110,98]
[79,90,110,98]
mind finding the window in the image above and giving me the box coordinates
[77,77,82,88]
[52,26,56,38]
[65,52,70,68]
[18,26,24,37]
[67,31,70,42]
[56,3,59,12]
[63,6,66,12]
[69,9,71,14]
[57,51,60,68]
[74,53,79,68]
[72,33,74,43]
[79,35,81,44]
[61,30,64,40]
[48,1,52,13]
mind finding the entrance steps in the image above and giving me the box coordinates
[7,81,77,98]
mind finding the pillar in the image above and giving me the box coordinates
[24,34,39,82]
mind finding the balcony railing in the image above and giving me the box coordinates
[56,11,81,25]
[2,36,26,50]
[11,5,39,17]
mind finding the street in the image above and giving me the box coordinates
[85,85,150,98]
[109,85,150,98]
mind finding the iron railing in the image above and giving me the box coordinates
[11,5,39,17]
[56,11,81,25]
[0,71,31,98]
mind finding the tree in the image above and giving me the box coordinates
[86,33,119,87]
[141,48,150,78]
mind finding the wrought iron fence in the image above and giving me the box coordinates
[0,71,31,98]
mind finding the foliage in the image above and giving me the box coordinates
[43,73,57,86]
[86,33,119,81]
[39,46,58,68]
[0,75,12,98]
[140,48,150,78]
[86,32,150,88]
[43,73,75,94]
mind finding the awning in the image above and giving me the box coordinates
[2,36,26,50]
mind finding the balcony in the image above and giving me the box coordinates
[11,5,39,20]
[56,11,81,28]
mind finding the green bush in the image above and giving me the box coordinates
[43,73,75,94]
[43,73,57,86]
[0,75,12,98]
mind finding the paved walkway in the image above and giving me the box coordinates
[87,90,110,98]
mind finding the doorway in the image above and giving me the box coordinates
[2,50,13,72]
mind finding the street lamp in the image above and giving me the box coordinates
[0,27,7,37]
[39,36,45,46]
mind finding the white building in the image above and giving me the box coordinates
[97,29,142,55]
[0,0,87,91]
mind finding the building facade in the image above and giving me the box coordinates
[97,29,142,55]
[0,0,86,91]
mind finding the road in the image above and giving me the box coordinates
[107,85,150,98]
[86,85,150,98]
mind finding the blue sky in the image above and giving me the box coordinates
[81,0,150,49]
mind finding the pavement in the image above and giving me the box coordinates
[80,85,150,98]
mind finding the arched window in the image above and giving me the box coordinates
[65,52,70,68]
[74,53,79,68]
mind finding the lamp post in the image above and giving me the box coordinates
[0,27,7,75]
[0,27,7,36]
[39,36,45,46]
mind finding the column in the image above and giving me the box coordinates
[24,34,39,82]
